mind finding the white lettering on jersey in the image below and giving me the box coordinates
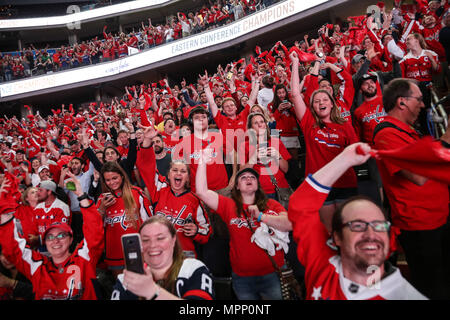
[201,273,213,294]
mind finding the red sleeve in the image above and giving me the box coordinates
[136,146,159,202]
[288,177,331,268]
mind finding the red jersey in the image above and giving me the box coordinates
[216,195,286,277]
[99,187,152,267]
[288,176,427,300]
[271,105,299,137]
[161,131,180,154]
[0,201,104,300]
[374,116,449,231]
[33,198,71,239]
[136,146,211,255]
[420,25,446,62]
[14,204,38,244]
[353,96,387,144]
[172,132,229,193]
[299,109,358,189]
[399,49,440,82]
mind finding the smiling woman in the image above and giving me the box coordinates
[98,161,153,277]
[111,216,215,300]
[290,51,359,233]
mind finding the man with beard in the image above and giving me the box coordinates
[152,133,171,178]
[353,74,387,144]
[288,142,426,300]
[33,180,71,249]
[59,157,94,247]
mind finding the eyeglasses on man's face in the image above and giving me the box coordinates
[341,220,391,232]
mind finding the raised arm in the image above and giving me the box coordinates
[198,71,219,118]
[289,51,308,121]
[194,149,219,211]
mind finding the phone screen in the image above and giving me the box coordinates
[66,181,76,191]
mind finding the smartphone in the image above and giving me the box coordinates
[66,181,76,191]
[121,233,145,274]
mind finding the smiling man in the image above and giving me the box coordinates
[288,143,426,300]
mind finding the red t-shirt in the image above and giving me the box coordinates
[239,137,292,194]
[374,116,449,231]
[299,109,359,189]
[216,195,286,277]
[172,132,229,193]
[353,96,387,144]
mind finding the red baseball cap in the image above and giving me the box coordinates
[43,222,73,240]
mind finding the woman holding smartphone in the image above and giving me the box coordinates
[238,112,291,202]
[97,161,152,277]
[111,215,214,300]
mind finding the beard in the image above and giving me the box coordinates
[154,145,163,154]
[362,88,377,98]
[352,239,386,274]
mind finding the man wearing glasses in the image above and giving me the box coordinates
[288,142,426,300]
[373,78,450,300]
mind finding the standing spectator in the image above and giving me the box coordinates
[290,51,359,233]
[373,78,450,300]
[195,151,292,300]
[97,161,152,277]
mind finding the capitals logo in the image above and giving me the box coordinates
[104,210,134,231]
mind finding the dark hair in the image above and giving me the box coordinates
[331,195,389,247]
[231,173,268,218]
[102,146,121,162]
[382,78,417,113]
[271,84,291,111]
[262,75,274,89]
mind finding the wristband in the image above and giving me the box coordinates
[147,285,160,300]
[257,212,263,223]
[77,193,89,201]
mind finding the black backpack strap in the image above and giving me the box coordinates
[372,121,418,145]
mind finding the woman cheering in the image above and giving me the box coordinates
[135,124,211,259]
[289,50,359,233]
[195,148,292,300]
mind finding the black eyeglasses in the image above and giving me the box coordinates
[341,220,391,232]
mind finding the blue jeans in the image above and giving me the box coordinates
[232,271,282,300]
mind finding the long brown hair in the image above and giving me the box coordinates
[101,161,139,229]
[139,216,184,294]
[309,89,345,128]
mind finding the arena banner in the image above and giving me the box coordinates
[0,0,329,99]
[0,0,172,30]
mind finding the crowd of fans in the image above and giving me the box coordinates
[0,0,450,301]
[0,0,279,82]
